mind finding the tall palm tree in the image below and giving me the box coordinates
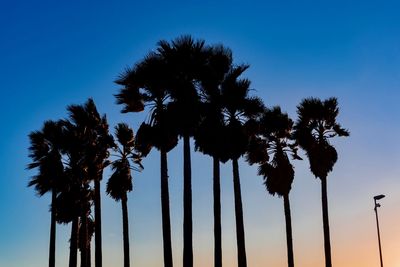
[107,123,143,267]
[194,45,233,267]
[55,118,91,267]
[157,35,210,267]
[28,120,65,267]
[293,97,349,267]
[80,99,114,267]
[247,107,301,267]
[115,52,178,267]
[66,99,111,267]
[219,65,265,267]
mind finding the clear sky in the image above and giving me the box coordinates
[1,1,399,266]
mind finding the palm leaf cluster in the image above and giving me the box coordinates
[27,35,349,267]
[28,99,142,267]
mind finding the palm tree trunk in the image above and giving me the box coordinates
[232,158,247,267]
[122,195,130,267]
[69,216,79,267]
[183,134,193,267]
[161,149,173,267]
[49,188,56,267]
[283,193,294,267]
[94,177,102,267]
[80,213,88,267]
[87,242,91,267]
[213,156,222,267]
[320,176,332,267]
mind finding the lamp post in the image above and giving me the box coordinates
[373,194,385,267]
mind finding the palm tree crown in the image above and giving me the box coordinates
[293,97,349,179]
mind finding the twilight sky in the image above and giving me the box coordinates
[0,1,399,267]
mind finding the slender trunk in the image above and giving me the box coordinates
[69,217,79,267]
[161,149,173,267]
[213,156,222,267]
[94,177,102,267]
[320,176,332,267]
[87,242,91,267]
[49,188,56,267]
[283,193,294,267]
[183,134,193,267]
[122,195,130,267]
[80,213,88,267]
[232,158,247,267]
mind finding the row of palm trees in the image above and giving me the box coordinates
[27,35,349,267]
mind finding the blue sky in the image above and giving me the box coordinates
[0,1,399,266]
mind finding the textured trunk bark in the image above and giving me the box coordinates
[183,134,193,267]
[161,149,173,267]
[122,196,130,267]
[94,177,102,267]
[232,158,247,267]
[69,217,79,267]
[213,156,222,267]
[320,176,332,267]
[283,193,294,267]
[49,188,56,267]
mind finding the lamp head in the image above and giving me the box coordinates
[374,194,385,200]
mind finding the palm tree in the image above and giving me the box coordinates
[66,99,111,267]
[247,107,301,267]
[67,98,113,267]
[157,36,210,267]
[194,45,233,267]
[115,52,178,267]
[55,118,91,267]
[219,65,265,267]
[293,97,349,267]
[106,123,143,267]
[28,120,65,267]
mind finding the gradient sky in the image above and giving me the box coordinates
[1,1,399,266]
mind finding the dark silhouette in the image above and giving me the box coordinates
[64,98,112,267]
[247,107,301,267]
[116,52,178,267]
[219,65,265,267]
[194,45,233,267]
[28,120,65,267]
[107,123,143,267]
[373,194,385,267]
[65,99,114,267]
[293,97,349,267]
[156,36,210,267]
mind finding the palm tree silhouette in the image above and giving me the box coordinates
[116,52,178,267]
[293,97,349,267]
[66,99,111,267]
[107,123,143,267]
[79,99,113,267]
[194,45,233,267]
[157,35,210,267]
[247,107,301,267]
[219,65,265,267]
[28,120,65,267]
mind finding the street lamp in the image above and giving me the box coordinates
[373,194,385,267]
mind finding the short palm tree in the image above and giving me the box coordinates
[293,97,349,267]
[107,123,143,267]
[28,120,65,267]
[194,44,233,267]
[116,52,178,267]
[247,107,301,267]
[219,65,265,267]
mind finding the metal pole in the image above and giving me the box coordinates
[374,199,384,267]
